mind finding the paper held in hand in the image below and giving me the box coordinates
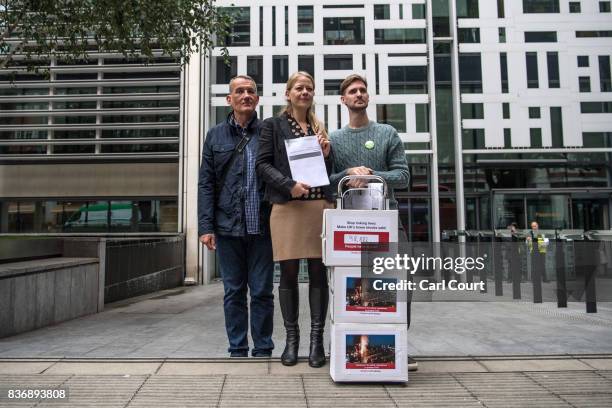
[284,136,330,187]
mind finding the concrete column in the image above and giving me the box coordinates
[182,44,206,285]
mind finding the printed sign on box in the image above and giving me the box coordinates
[322,209,398,266]
[330,323,408,383]
[330,267,407,324]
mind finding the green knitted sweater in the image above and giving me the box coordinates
[330,121,410,200]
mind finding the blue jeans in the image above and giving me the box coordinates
[216,234,274,355]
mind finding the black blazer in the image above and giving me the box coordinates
[256,113,335,204]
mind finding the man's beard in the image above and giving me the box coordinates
[348,103,368,113]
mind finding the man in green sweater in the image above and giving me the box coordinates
[329,74,410,207]
[329,73,416,371]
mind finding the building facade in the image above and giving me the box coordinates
[2,0,612,283]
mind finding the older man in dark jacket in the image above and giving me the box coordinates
[198,75,274,358]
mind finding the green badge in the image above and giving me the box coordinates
[365,140,375,150]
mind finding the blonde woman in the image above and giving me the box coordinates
[256,71,334,367]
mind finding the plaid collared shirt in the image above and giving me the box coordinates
[230,114,260,235]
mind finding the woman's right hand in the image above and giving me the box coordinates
[290,182,310,198]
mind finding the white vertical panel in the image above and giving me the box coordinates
[263,6,273,47]
[250,6,260,47]
[484,103,503,148]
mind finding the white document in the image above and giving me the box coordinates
[284,136,330,187]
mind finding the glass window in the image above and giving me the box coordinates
[550,107,563,148]
[376,104,406,132]
[219,7,250,46]
[579,76,591,92]
[324,79,342,95]
[457,0,479,18]
[599,56,611,92]
[0,130,47,140]
[53,101,97,109]
[0,116,47,125]
[247,56,263,95]
[529,107,541,118]
[324,17,365,45]
[576,31,612,38]
[324,55,353,70]
[577,55,589,67]
[458,28,480,43]
[526,52,539,89]
[215,106,232,124]
[522,0,560,13]
[415,104,429,132]
[500,53,508,93]
[101,129,178,139]
[504,128,511,148]
[0,102,48,110]
[459,53,483,93]
[498,0,505,18]
[273,55,289,83]
[530,128,542,147]
[524,31,557,42]
[213,57,238,84]
[298,55,315,78]
[499,27,506,43]
[55,130,96,139]
[600,1,611,12]
[583,132,612,147]
[461,103,484,119]
[298,6,314,33]
[462,129,485,149]
[503,103,510,119]
[374,4,390,20]
[569,2,581,13]
[100,143,179,153]
[388,66,428,94]
[53,144,95,154]
[374,28,425,44]
[581,102,612,113]
[412,4,425,19]
[547,52,560,88]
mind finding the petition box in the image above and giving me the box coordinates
[322,209,398,266]
[329,267,407,324]
[330,323,408,383]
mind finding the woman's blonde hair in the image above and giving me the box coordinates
[281,71,328,139]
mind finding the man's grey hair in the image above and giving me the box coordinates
[229,75,258,93]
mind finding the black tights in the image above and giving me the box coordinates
[279,258,328,289]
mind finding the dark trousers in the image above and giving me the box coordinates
[216,234,274,354]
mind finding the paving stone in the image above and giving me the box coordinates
[558,393,612,407]
[578,358,612,370]
[525,371,612,394]
[43,362,160,375]
[0,362,56,375]
[480,358,593,372]
[128,375,223,408]
[453,372,549,396]
[416,360,487,373]
[157,362,267,375]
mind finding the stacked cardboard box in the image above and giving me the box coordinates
[323,209,408,383]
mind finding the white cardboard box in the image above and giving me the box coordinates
[330,323,408,383]
[329,267,407,324]
[322,209,398,266]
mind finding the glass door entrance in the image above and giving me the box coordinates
[492,192,610,230]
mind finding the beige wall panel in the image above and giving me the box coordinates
[0,163,178,198]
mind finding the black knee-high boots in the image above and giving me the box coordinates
[279,286,328,367]
[279,288,299,366]
[308,287,328,368]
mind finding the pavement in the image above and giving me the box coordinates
[1,282,612,407]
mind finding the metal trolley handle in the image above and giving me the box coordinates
[337,175,389,210]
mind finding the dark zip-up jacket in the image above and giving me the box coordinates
[198,112,270,237]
